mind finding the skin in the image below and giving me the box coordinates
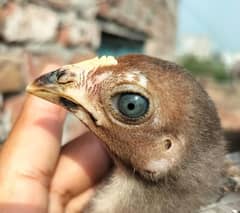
[0,65,111,213]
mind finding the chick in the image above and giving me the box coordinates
[27,55,225,213]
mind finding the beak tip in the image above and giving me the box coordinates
[26,73,49,94]
[26,82,35,93]
[26,81,40,96]
[26,84,31,93]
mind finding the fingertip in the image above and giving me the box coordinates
[23,95,66,122]
[23,63,66,125]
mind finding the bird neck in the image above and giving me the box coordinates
[86,167,201,213]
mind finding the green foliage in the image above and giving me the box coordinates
[179,54,231,82]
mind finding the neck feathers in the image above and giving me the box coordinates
[83,167,218,213]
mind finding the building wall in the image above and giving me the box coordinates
[0,0,177,60]
[0,0,178,142]
[98,0,178,59]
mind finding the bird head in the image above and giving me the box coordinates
[27,55,221,182]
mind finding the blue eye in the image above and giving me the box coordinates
[117,93,149,119]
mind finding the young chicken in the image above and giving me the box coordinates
[27,55,225,213]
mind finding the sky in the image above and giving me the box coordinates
[177,0,239,54]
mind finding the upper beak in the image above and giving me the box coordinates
[26,56,118,127]
[26,68,76,106]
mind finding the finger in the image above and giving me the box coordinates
[62,114,89,145]
[66,188,95,213]
[48,132,111,212]
[0,65,67,209]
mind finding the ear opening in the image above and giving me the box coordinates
[163,138,172,150]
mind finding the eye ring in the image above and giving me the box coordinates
[101,83,154,125]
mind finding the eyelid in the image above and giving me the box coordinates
[111,94,119,110]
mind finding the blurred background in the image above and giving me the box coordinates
[0,0,240,210]
[0,1,240,147]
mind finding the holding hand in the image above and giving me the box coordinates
[0,65,111,213]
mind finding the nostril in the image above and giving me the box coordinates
[56,70,66,81]
[57,70,69,84]
[164,139,172,150]
[57,70,75,84]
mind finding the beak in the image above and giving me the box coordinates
[26,56,118,127]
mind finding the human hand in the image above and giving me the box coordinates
[0,65,111,213]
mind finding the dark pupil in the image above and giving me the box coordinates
[127,103,135,110]
[117,93,149,119]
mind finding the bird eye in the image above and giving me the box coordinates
[116,93,149,119]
